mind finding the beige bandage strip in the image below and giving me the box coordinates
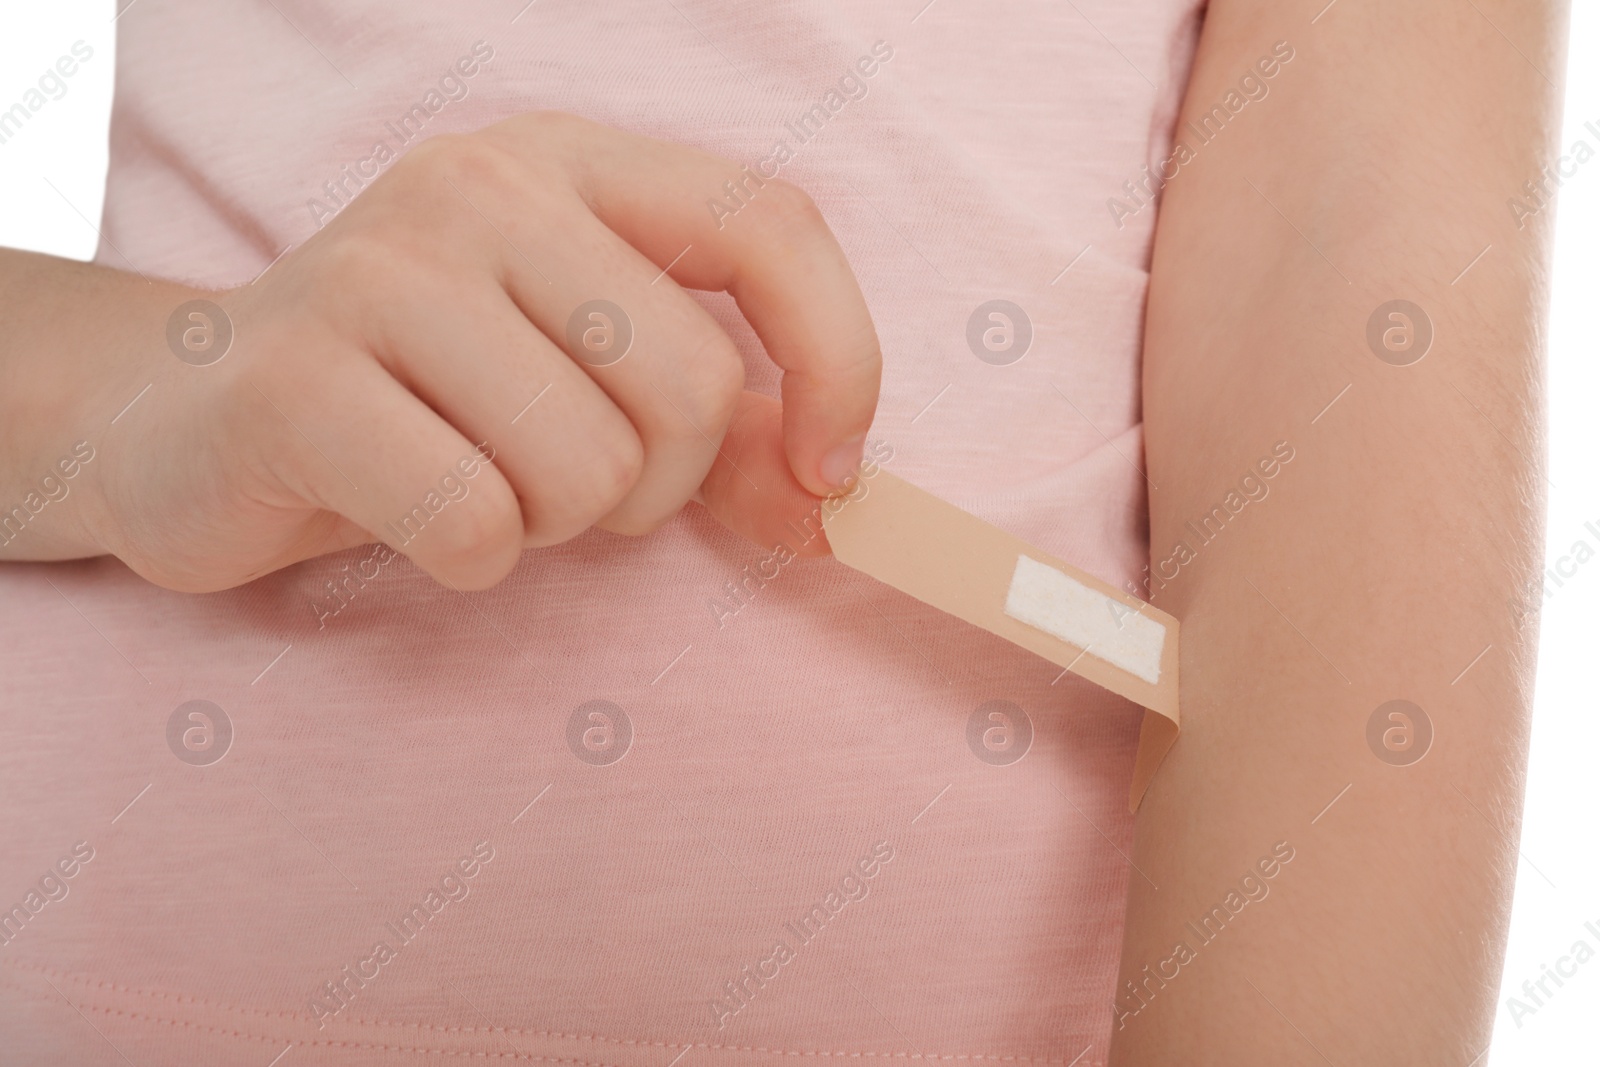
[823,471,1179,811]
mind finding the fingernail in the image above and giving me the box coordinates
[819,434,867,490]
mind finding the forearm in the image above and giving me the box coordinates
[0,249,197,560]
[1114,1,1565,1062]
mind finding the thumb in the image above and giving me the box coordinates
[699,391,833,559]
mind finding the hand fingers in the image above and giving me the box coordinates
[360,267,646,548]
[400,136,743,537]
[486,189,748,536]
[249,352,524,590]
[481,113,883,497]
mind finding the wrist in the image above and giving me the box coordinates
[0,250,206,561]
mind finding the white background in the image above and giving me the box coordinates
[0,6,114,259]
[0,3,1595,1061]
[1486,3,1600,1060]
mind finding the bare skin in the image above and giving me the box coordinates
[1115,0,1566,1063]
[0,112,880,590]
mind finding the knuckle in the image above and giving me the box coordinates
[401,132,469,177]
[396,133,518,202]
[431,487,519,566]
[301,232,418,319]
[318,231,404,282]
[585,427,647,509]
[526,427,645,544]
[750,178,827,240]
[837,315,884,379]
[671,328,745,434]
[402,131,462,165]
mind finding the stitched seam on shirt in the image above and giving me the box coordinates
[0,978,620,1065]
[0,966,1082,1063]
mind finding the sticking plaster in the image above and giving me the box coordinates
[823,470,1180,810]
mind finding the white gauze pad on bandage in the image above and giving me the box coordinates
[1003,555,1166,685]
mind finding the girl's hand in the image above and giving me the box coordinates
[79,111,881,591]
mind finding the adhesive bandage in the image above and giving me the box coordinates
[823,471,1180,809]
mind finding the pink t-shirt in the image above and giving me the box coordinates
[0,1,1201,1063]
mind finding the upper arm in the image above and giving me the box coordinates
[1113,1,1566,1062]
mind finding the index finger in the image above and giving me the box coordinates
[484,112,883,497]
